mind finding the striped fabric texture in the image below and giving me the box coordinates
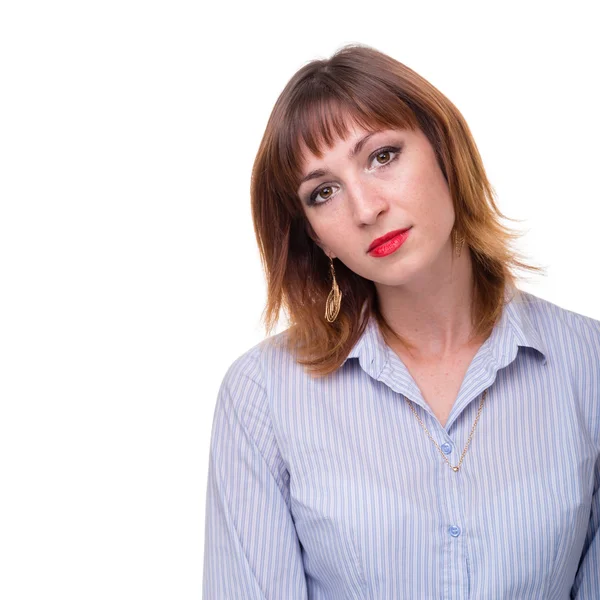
[203,286,600,599]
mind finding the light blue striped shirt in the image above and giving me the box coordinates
[203,287,600,599]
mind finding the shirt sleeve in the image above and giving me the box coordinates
[202,350,308,599]
[570,454,600,598]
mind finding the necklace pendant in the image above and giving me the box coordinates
[452,466,459,472]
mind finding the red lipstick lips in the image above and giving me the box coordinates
[367,227,412,257]
[368,227,411,252]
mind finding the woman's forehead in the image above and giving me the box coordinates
[297,109,378,154]
[297,120,409,168]
[297,121,368,161]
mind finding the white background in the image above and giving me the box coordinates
[0,1,598,598]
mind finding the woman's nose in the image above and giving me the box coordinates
[347,179,389,225]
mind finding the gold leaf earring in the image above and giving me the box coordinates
[325,255,342,323]
[453,229,465,258]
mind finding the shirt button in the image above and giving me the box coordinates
[448,525,461,537]
[441,443,452,454]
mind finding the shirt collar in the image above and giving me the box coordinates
[342,284,548,373]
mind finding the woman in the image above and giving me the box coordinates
[203,44,599,599]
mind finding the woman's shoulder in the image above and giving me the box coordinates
[219,328,295,391]
[516,288,600,361]
[518,288,600,330]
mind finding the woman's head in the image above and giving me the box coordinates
[251,43,544,377]
[296,120,456,292]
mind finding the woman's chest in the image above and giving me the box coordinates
[279,365,597,598]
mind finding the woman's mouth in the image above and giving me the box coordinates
[367,227,412,257]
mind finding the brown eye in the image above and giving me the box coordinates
[376,151,391,164]
[308,183,340,206]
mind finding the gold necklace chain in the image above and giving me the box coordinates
[404,389,487,472]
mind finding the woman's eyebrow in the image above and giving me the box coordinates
[348,131,377,160]
[298,131,380,188]
[298,168,329,187]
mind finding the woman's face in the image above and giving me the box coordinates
[297,121,457,289]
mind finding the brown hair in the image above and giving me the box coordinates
[250,43,546,378]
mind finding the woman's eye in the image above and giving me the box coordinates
[309,184,338,206]
[371,148,398,167]
[319,187,333,199]
[372,149,394,167]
